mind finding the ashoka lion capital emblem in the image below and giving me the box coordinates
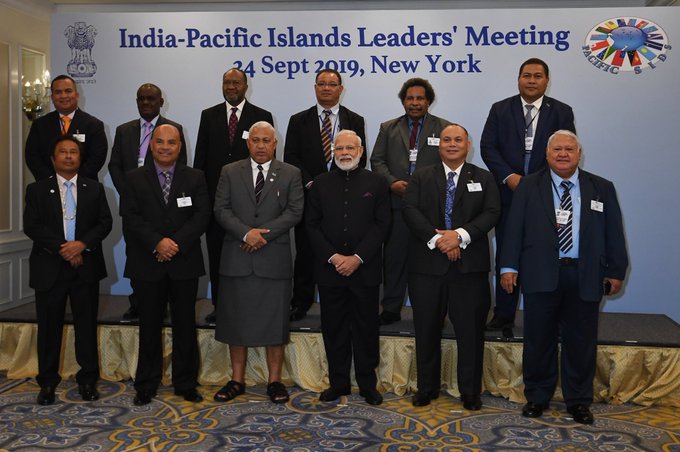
[65,22,98,78]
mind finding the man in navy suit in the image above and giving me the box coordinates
[284,69,367,321]
[500,130,628,424]
[108,83,187,320]
[194,68,274,323]
[25,74,108,181]
[24,135,112,405]
[481,58,576,330]
[403,124,500,409]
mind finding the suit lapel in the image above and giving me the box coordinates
[259,160,280,202]
[539,170,557,226]
[239,160,257,204]
[143,164,166,207]
[74,177,92,237]
[418,114,436,149]
[434,165,447,225]
[453,163,472,211]
[398,116,410,152]
[533,97,553,151]
[578,170,594,236]
[47,178,65,239]
[512,96,526,144]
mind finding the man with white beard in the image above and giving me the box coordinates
[305,130,391,405]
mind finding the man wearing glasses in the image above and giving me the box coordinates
[284,69,367,321]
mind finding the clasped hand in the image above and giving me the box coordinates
[60,240,86,268]
[434,229,461,261]
[155,237,179,262]
[241,228,270,253]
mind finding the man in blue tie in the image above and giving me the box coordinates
[500,130,628,424]
[24,135,113,405]
[402,124,500,409]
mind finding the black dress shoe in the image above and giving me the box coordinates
[567,404,594,425]
[175,388,203,403]
[122,306,139,320]
[461,394,482,411]
[359,388,383,406]
[379,311,401,325]
[205,309,217,324]
[133,392,153,406]
[37,386,55,405]
[289,306,307,322]
[522,401,548,418]
[319,387,350,402]
[486,314,514,330]
[412,390,439,407]
[78,383,100,401]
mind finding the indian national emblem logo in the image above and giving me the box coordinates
[583,17,671,74]
[64,22,98,78]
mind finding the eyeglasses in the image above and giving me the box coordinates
[316,83,340,88]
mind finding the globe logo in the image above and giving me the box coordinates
[582,17,670,75]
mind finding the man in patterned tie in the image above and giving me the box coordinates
[500,130,628,424]
[402,124,500,410]
[24,135,113,405]
[108,83,187,320]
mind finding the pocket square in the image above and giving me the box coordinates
[362,192,374,198]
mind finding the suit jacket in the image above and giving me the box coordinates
[121,162,211,281]
[370,113,451,208]
[500,168,628,301]
[480,94,575,205]
[214,158,303,280]
[305,167,391,287]
[25,109,108,181]
[284,105,367,188]
[108,116,187,195]
[193,100,274,204]
[23,175,112,291]
[402,162,500,275]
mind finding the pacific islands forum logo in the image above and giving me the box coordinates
[64,22,98,78]
[583,17,670,74]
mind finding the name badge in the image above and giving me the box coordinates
[555,209,571,225]
[137,157,145,167]
[427,137,440,146]
[467,182,482,192]
[408,149,418,162]
[524,136,534,150]
[591,200,604,212]
[177,196,192,208]
[241,131,249,139]
[73,133,86,143]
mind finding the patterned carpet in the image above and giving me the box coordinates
[1,378,679,451]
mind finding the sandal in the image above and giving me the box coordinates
[267,381,290,404]
[214,380,245,402]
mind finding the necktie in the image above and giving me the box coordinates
[228,107,239,144]
[321,110,332,163]
[255,165,264,202]
[139,121,153,164]
[64,181,76,241]
[61,116,71,134]
[444,171,456,230]
[161,171,172,205]
[408,120,420,175]
[558,181,573,253]
[523,104,535,175]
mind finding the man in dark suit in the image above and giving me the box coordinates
[25,74,108,181]
[24,135,112,405]
[108,83,187,320]
[403,124,500,410]
[284,68,367,321]
[481,58,576,330]
[306,130,390,405]
[121,124,211,406]
[194,68,274,323]
[500,130,628,424]
[212,122,303,404]
[370,78,451,325]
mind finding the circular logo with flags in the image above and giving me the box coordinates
[582,17,671,75]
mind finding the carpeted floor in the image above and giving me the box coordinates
[1,377,679,451]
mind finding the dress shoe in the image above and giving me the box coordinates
[37,386,56,405]
[412,390,439,407]
[78,383,100,401]
[522,401,548,418]
[122,306,139,320]
[175,388,203,403]
[359,388,383,405]
[379,311,401,325]
[205,309,217,324]
[567,404,594,425]
[289,306,307,321]
[319,387,351,402]
[133,392,153,406]
[461,394,482,411]
[486,314,514,330]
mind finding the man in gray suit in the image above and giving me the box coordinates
[370,78,451,324]
[212,121,304,404]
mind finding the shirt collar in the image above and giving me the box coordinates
[154,161,176,175]
[250,158,272,171]
[550,167,580,187]
[442,161,464,177]
[140,115,160,127]
[408,113,428,127]
[521,96,544,111]
[317,103,340,116]
[56,173,78,186]
[226,99,246,112]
